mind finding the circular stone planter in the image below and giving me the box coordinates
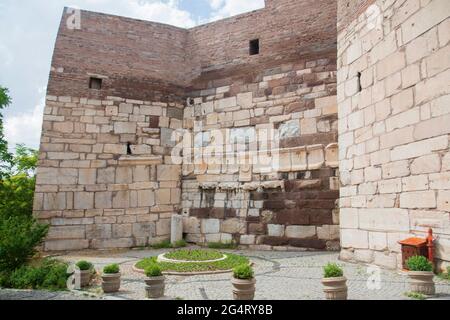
[157,252,228,264]
[231,278,256,300]
[408,271,435,295]
[322,276,348,300]
[101,273,121,293]
[145,276,165,299]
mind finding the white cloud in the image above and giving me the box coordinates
[4,88,45,150]
[207,0,265,21]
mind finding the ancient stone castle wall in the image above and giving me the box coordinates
[34,0,339,251]
[337,0,450,269]
[34,9,186,251]
[181,53,340,250]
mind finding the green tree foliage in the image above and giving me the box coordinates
[0,86,49,273]
[0,87,13,177]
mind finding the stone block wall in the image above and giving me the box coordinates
[337,0,450,269]
[33,95,182,250]
[35,0,339,251]
[181,53,340,250]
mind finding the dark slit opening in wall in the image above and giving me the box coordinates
[357,72,362,92]
[127,142,132,155]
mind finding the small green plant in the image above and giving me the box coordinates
[145,264,163,277]
[438,266,450,280]
[151,240,173,249]
[173,239,187,248]
[323,263,344,278]
[233,264,254,280]
[207,241,237,249]
[151,239,188,249]
[103,264,120,274]
[405,292,426,300]
[76,260,93,271]
[406,256,433,272]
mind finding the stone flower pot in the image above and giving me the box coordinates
[145,276,165,299]
[408,271,435,295]
[322,276,348,300]
[101,273,121,293]
[79,270,92,287]
[231,278,256,300]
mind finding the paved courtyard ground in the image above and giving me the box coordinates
[1,248,450,300]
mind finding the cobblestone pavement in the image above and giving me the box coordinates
[1,248,449,300]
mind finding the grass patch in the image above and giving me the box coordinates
[136,253,249,273]
[405,292,426,300]
[151,239,187,249]
[207,241,238,249]
[165,249,223,262]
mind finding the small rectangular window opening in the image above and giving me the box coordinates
[249,39,260,55]
[89,77,102,90]
[357,72,362,92]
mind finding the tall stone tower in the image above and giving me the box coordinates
[337,0,450,270]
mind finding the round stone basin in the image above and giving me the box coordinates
[157,252,228,264]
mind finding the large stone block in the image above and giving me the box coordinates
[45,239,89,251]
[340,229,368,249]
[221,218,245,234]
[47,226,85,240]
[285,225,316,239]
[359,208,410,232]
[400,191,436,209]
[86,224,112,239]
[201,219,220,234]
[133,222,155,238]
[74,192,94,210]
[157,165,181,181]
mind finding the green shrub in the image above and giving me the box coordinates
[3,259,68,291]
[76,260,93,271]
[103,264,120,274]
[233,264,254,280]
[406,256,433,272]
[207,241,237,249]
[151,239,187,249]
[323,263,344,278]
[173,239,187,248]
[151,240,172,249]
[145,264,162,277]
[0,215,48,271]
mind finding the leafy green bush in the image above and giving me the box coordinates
[0,215,48,271]
[406,256,433,272]
[207,241,237,249]
[233,264,254,280]
[145,264,162,277]
[103,264,120,274]
[1,259,68,291]
[323,263,344,278]
[76,260,93,271]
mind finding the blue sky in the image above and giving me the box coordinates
[0,0,265,150]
